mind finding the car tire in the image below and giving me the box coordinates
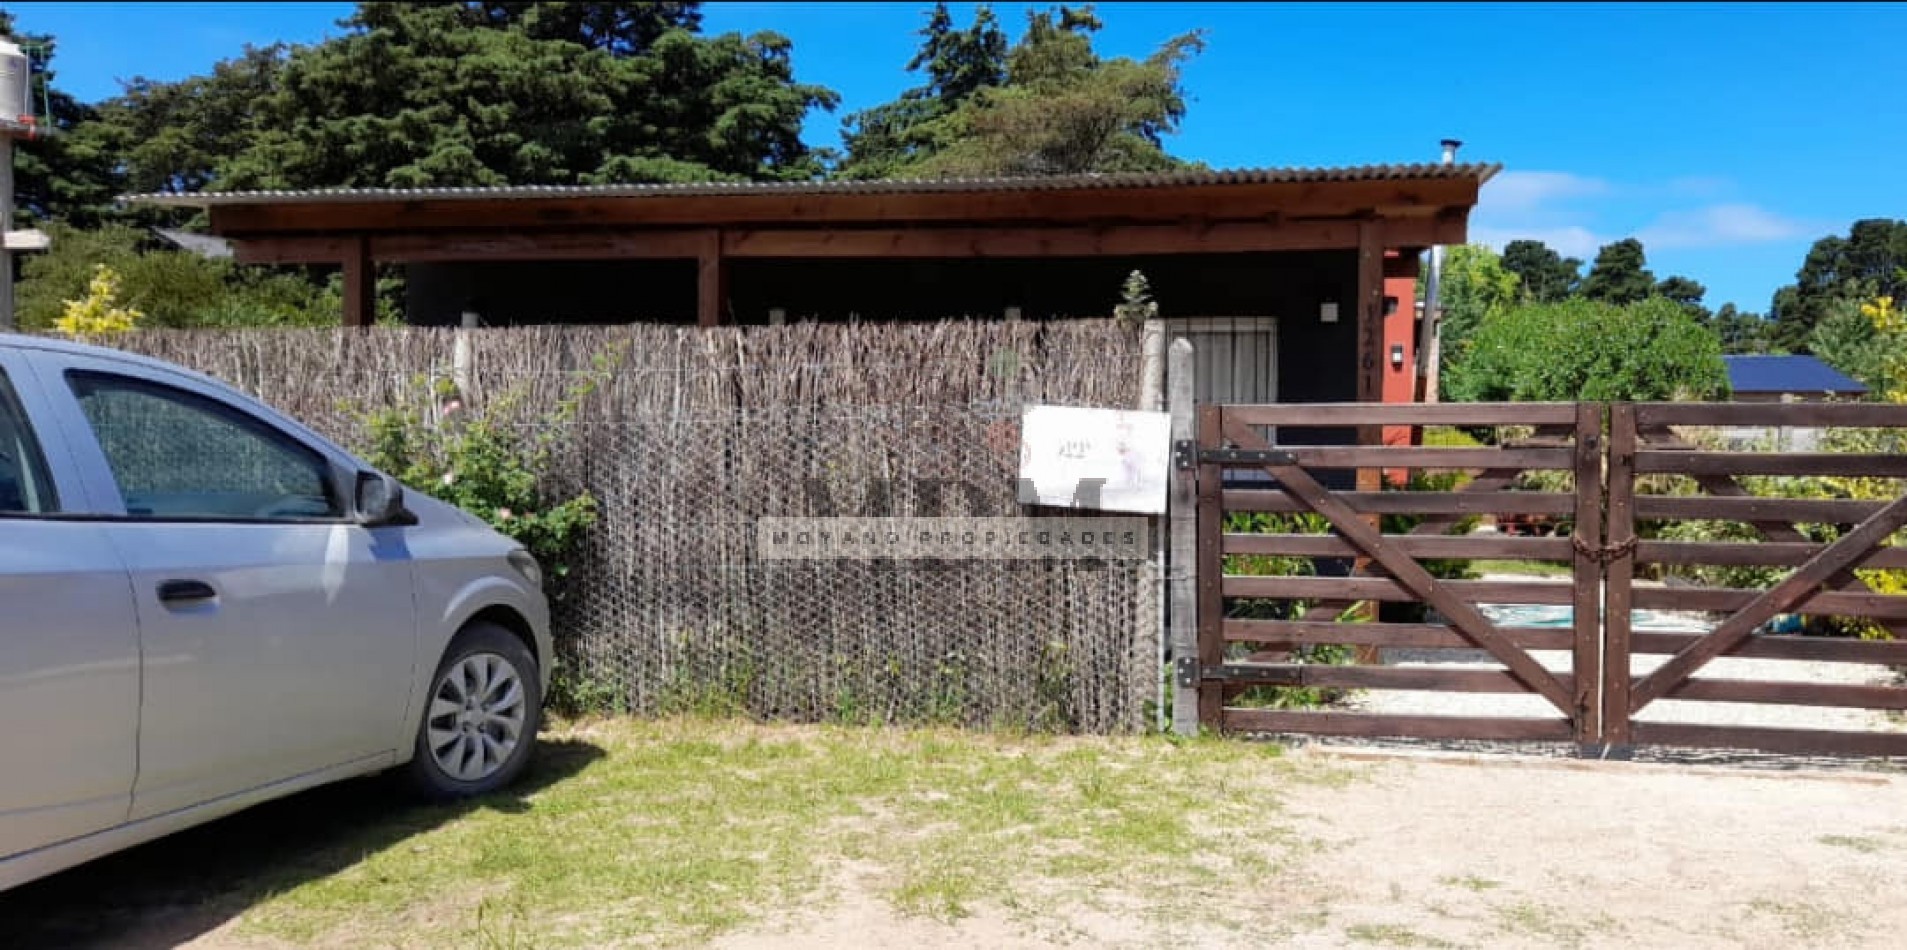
[403,622,543,800]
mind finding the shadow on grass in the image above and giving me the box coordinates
[0,738,605,949]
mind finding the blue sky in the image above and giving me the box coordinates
[13,1,1907,313]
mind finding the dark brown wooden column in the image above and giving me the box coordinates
[1354,219,1386,470]
[341,235,374,328]
[696,229,727,327]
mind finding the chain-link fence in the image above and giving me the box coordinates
[110,320,1160,733]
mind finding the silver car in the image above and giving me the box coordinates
[0,334,550,892]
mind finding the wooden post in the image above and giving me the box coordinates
[1350,219,1386,647]
[342,235,374,328]
[1571,402,1605,747]
[1602,403,1638,749]
[697,229,727,327]
[1167,339,1199,736]
[1196,403,1225,730]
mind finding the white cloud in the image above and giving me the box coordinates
[1469,225,1605,259]
[1477,171,1609,215]
[1634,204,1812,249]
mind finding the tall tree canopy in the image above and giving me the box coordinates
[1434,244,1521,380]
[103,1,839,191]
[1499,239,1580,303]
[1707,303,1775,355]
[837,3,1203,179]
[1580,238,1657,304]
[835,3,1008,180]
[1768,219,1907,354]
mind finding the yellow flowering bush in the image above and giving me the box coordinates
[52,264,143,337]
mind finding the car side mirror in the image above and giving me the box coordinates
[355,471,413,526]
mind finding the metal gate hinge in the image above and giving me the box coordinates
[1174,656,1199,688]
[1173,439,1196,471]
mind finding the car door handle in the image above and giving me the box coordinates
[156,579,217,604]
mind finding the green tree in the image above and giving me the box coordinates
[835,3,1008,180]
[1707,303,1776,355]
[1653,274,1709,321]
[1580,238,1657,304]
[91,44,289,197]
[1808,297,1890,394]
[1,11,120,226]
[1768,219,1907,354]
[209,2,837,189]
[1499,239,1580,303]
[841,4,1203,179]
[1444,297,1728,403]
[1434,244,1521,378]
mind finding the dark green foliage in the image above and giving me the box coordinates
[1808,298,1890,395]
[1707,303,1777,355]
[838,3,1203,178]
[208,2,837,189]
[1580,238,1657,305]
[835,3,1008,180]
[1444,297,1729,403]
[1768,219,1907,354]
[1653,274,1709,321]
[1434,244,1520,380]
[1499,239,1581,303]
[15,223,345,329]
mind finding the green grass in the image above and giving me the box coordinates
[44,717,1345,947]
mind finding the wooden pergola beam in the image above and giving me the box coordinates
[231,216,1468,266]
[341,235,374,328]
[205,178,1484,235]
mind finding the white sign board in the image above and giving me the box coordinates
[1017,405,1171,514]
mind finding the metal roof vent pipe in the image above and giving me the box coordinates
[1415,138,1463,403]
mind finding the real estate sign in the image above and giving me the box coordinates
[1016,405,1171,515]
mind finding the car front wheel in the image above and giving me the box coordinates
[404,622,542,799]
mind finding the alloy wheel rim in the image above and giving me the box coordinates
[427,652,527,782]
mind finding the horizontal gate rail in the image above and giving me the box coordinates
[1605,401,1907,756]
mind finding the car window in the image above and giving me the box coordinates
[0,368,58,515]
[67,371,340,520]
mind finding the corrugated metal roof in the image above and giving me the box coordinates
[1723,355,1869,395]
[121,163,1501,207]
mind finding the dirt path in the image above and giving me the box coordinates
[711,751,1907,949]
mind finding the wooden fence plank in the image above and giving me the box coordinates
[1636,451,1907,479]
[1635,540,1907,569]
[1629,631,1907,663]
[1223,533,1574,560]
[1224,709,1575,741]
[1572,402,1605,743]
[1630,721,1907,757]
[1629,586,1907,617]
[1202,665,1543,693]
[1214,447,1574,470]
[1224,576,1576,604]
[1196,404,1225,730]
[1635,402,1907,429]
[1667,679,1907,709]
[1634,496,1887,523]
[1222,404,1579,426]
[1222,490,1578,516]
[1603,403,1639,746]
[1223,620,1572,650]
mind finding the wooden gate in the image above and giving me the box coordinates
[1175,397,1907,756]
[1175,401,1606,743]
[1602,402,1907,756]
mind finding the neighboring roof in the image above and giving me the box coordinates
[152,228,233,259]
[1723,355,1869,395]
[121,163,1502,208]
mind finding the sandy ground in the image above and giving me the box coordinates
[17,748,1907,949]
[709,750,1907,949]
